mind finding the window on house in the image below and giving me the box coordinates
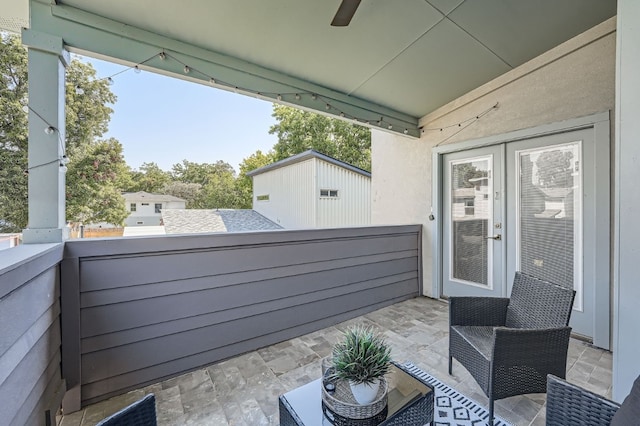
[155,203,162,213]
[130,203,136,212]
[320,189,339,198]
[257,194,269,201]
[464,199,474,216]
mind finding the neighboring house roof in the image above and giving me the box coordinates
[122,191,186,203]
[246,150,371,178]
[162,209,282,234]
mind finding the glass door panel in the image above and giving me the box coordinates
[443,145,503,298]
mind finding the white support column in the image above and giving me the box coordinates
[613,0,640,401]
[21,29,70,243]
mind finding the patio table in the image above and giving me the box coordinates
[278,362,434,426]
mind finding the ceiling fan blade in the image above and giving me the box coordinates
[331,0,362,26]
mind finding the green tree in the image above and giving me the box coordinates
[0,34,125,231]
[65,138,129,227]
[235,150,275,208]
[196,171,242,209]
[269,105,371,171]
[161,181,202,208]
[171,159,235,185]
[0,34,28,232]
[125,162,172,193]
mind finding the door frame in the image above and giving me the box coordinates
[431,111,611,349]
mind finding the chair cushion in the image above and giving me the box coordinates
[450,326,495,360]
[611,375,640,426]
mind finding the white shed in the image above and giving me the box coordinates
[247,150,371,228]
[122,191,186,226]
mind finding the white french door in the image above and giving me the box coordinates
[442,145,504,298]
[440,127,602,342]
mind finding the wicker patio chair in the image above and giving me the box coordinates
[449,272,575,426]
[546,374,619,426]
[96,393,157,426]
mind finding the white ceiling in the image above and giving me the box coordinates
[6,0,617,122]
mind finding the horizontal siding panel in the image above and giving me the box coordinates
[80,280,416,400]
[79,234,417,290]
[1,321,61,425]
[64,226,422,407]
[80,256,416,336]
[11,357,62,426]
[64,226,420,258]
[80,249,417,307]
[81,271,417,353]
[0,268,59,357]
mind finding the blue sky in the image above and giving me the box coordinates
[82,56,278,173]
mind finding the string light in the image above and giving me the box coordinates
[429,102,500,147]
[75,85,84,95]
[421,102,499,133]
[93,49,421,136]
[44,126,56,135]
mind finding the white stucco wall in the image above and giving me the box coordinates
[372,18,616,297]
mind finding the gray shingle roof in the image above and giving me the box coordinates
[162,209,282,234]
[122,191,186,203]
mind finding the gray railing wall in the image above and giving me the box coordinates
[0,244,65,426]
[61,225,422,409]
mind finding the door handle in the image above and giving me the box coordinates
[484,234,502,241]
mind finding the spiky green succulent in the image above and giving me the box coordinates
[329,326,392,385]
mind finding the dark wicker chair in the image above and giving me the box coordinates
[449,272,575,425]
[96,393,157,426]
[546,374,619,426]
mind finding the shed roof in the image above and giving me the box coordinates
[246,150,371,178]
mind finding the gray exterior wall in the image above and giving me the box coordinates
[61,225,422,408]
[0,244,65,426]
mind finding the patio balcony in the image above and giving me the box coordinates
[59,299,610,426]
[1,225,611,425]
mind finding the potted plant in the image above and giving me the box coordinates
[329,325,392,404]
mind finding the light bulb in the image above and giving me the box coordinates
[183,65,190,74]
[277,95,282,101]
[75,86,84,95]
[61,155,70,165]
[159,52,166,60]
[134,65,141,74]
[311,94,317,100]
[295,94,301,100]
[106,77,114,86]
[59,164,67,173]
[325,104,330,110]
[210,78,216,84]
[388,124,393,130]
[22,105,29,113]
[45,126,55,135]
[340,112,345,118]
[404,129,409,135]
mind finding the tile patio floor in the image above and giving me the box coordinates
[60,297,612,426]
